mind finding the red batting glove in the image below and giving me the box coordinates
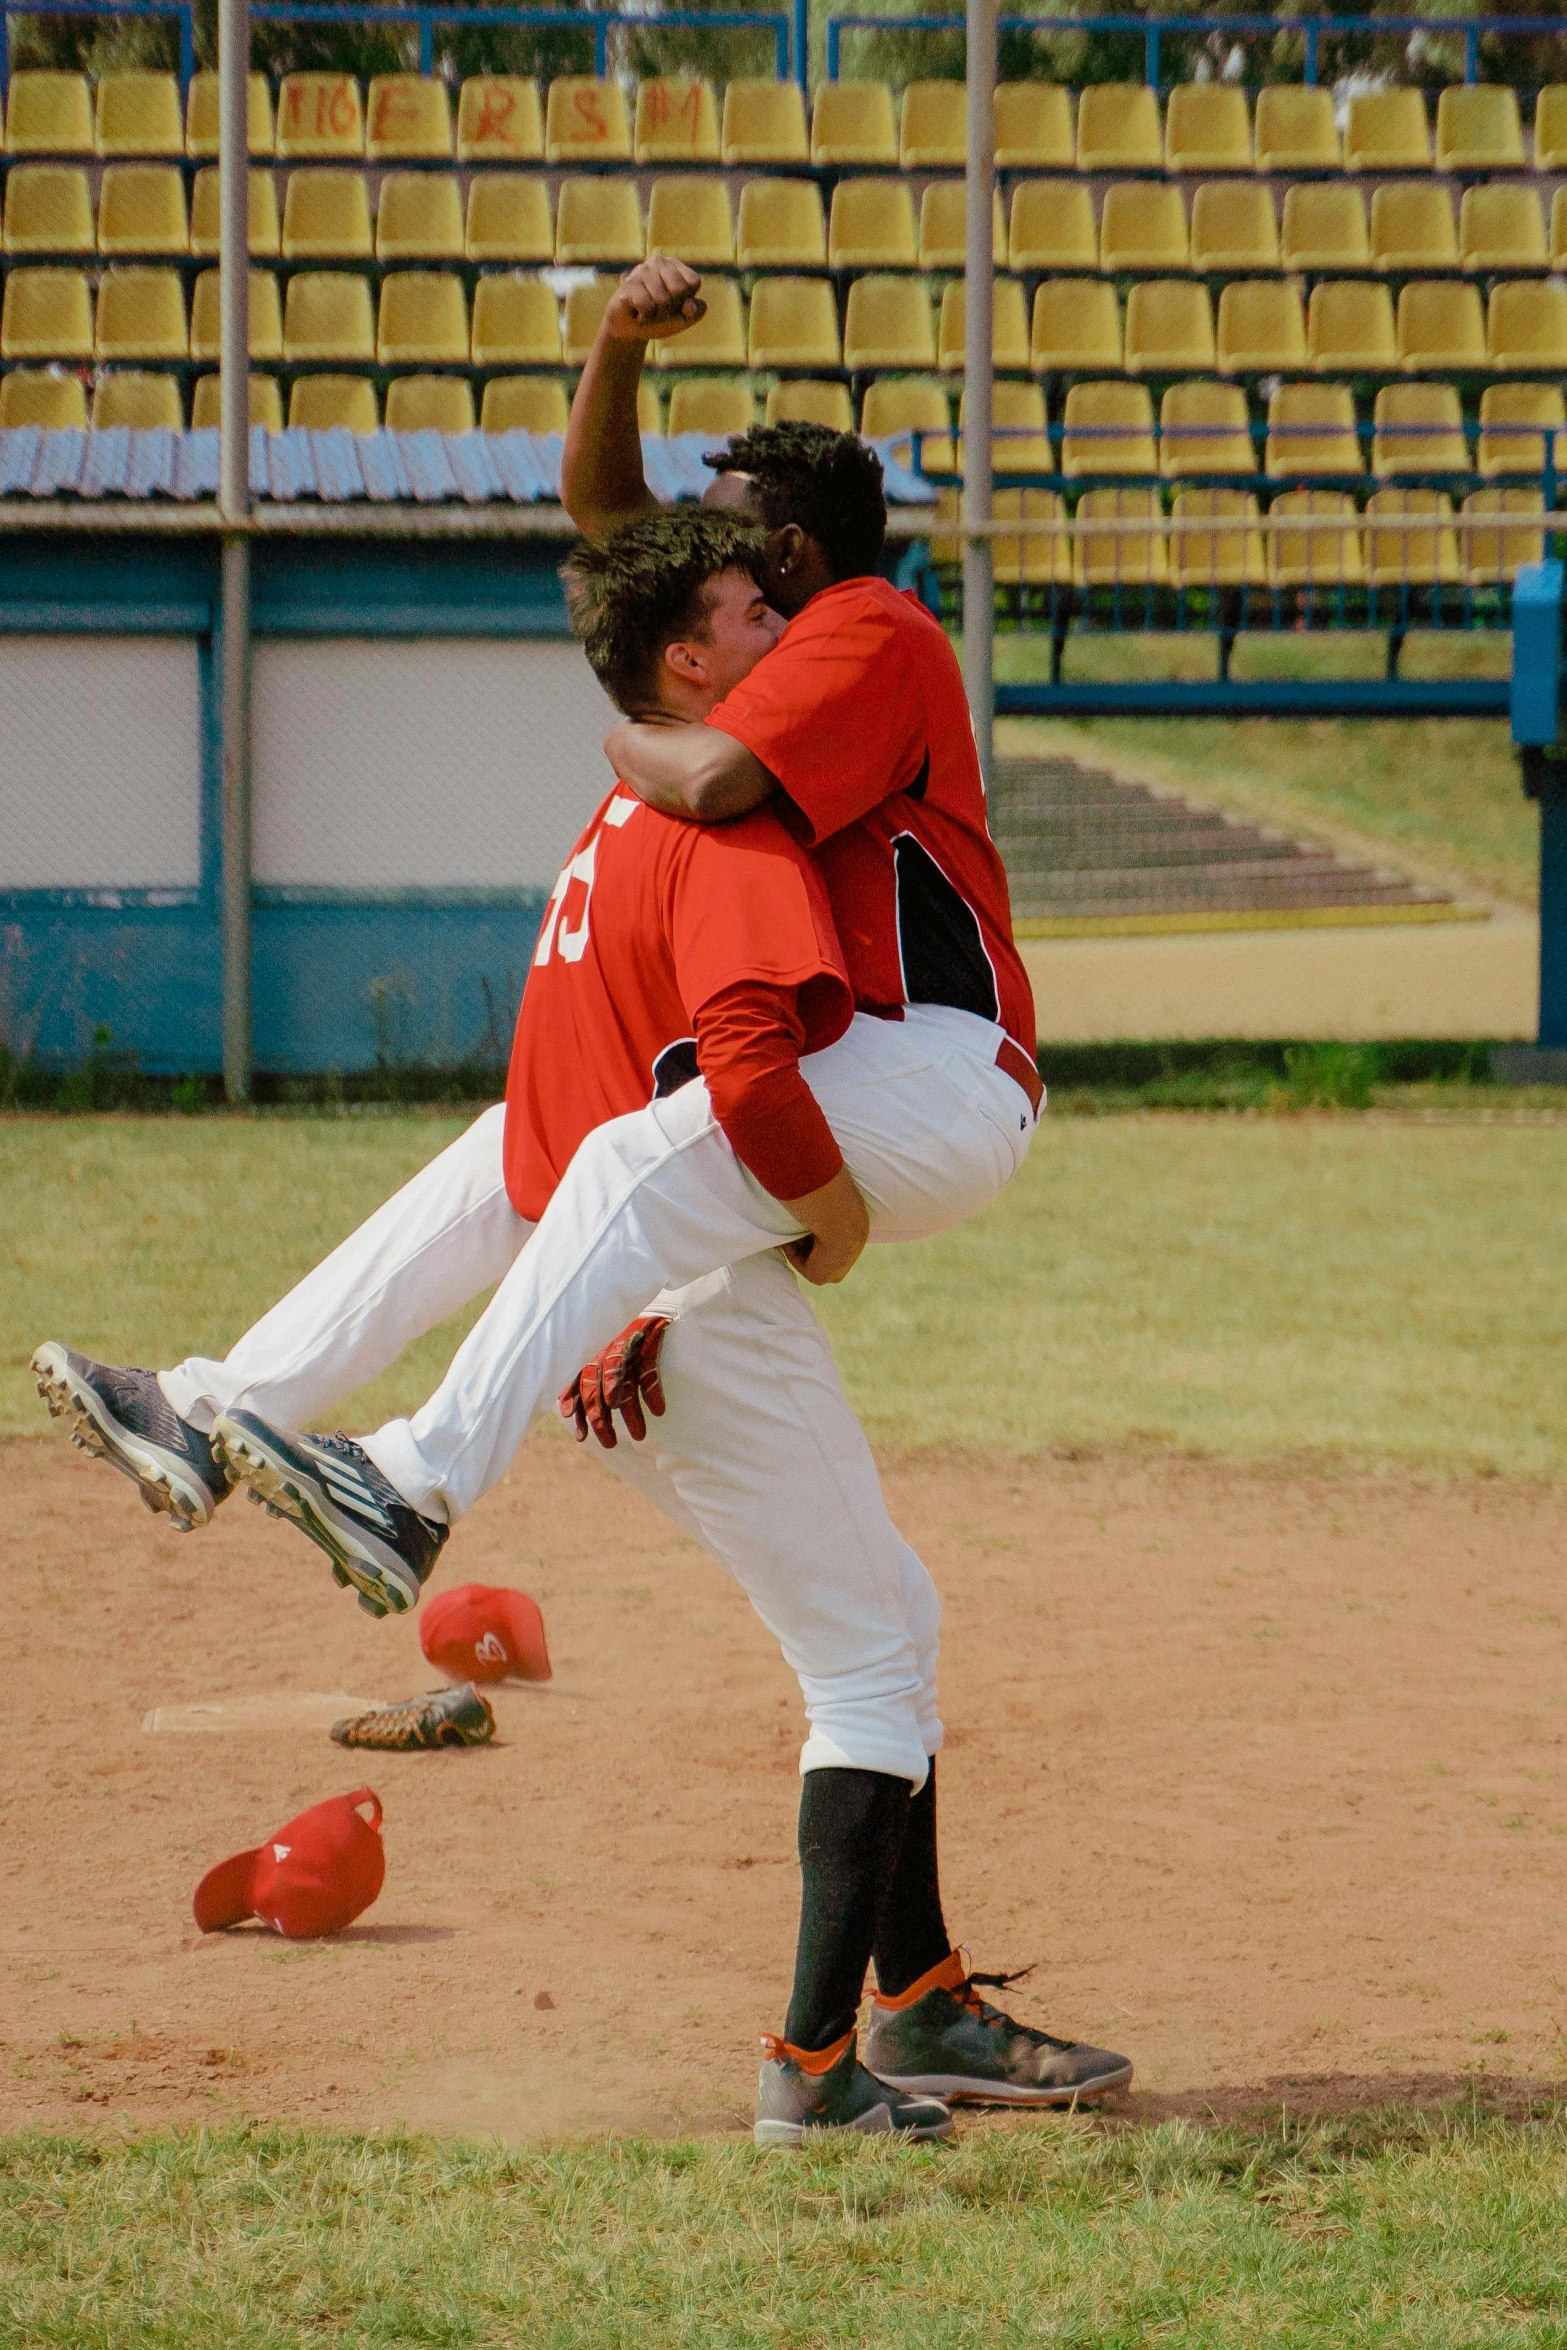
[558,1313,672,1449]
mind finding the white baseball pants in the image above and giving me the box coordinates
[361,1003,1034,1526]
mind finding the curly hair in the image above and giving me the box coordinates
[562,507,765,714]
[705,421,887,582]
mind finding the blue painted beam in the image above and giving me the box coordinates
[996,681,1512,720]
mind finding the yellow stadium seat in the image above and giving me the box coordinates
[917,183,1004,271]
[993,490,1071,587]
[1461,184,1545,272]
[1008,180,1095,273]
[1060,380,1156,475]
[91,368,182,429]
[1306,279,1396,372]
[1280,183,1369,273]
[635,77,719,162]
[555,177,642,265]
[750,273,841,367]
[845,274,930,366]
[97,163,188,255]
[191,167,281,258]
[1159,379,1254,476]
[377,173,463,260]
[1461,487,1546,583]
[811,80,896,165]
[721,78,808,164]
[95,265,186,359]
[0,366,86,426]
[1165,84,1250,172]
[1124,280,1215,374]
[480,376,570,435]
[1396,279,1484,370]
[1269,490,1364,587]
[1345,88,1431,171]
[1265,382,1362,477]
[1099,182,1187,273]
[860,376,953,470]
[276,73,364,159]
[1372,382,1468,476]
[1536,86,1567,172]
[1031,277,1122,372]
[281,169,372,259]
[385,374,475,432]
[929,484,962,560]
[936,276,1030,371]
[545,76,631,163]
[1364,487,1460,584]
[767,378,854,429]
[186,70,274,158]
[667,377,756,435]
[562,276,615,364]
[1077,82,1161,172]
[1189,182,1279,274]
[1477,383,1566,475]
[377,271,468,363]
[96,70,182,157]
[735,178,825,267]
[456,77,543,163]
[959,378,1049,472]
[289,373,378,431]
[190,266,283,360]
[5,72,93,156]
[1170,488,1267,589]
[1488,278,1567,370]
[647,176,734,265]
[901,79,966,168]
[282,271,374,362]
[0,267,91,356]
[191,371,282,430]
[367,75,452,161]
[829,178,917,268]
[466,177,552,263]
[654,276,746,364]
[1254,84,1339,171]
[1436,83,1524,171]
[1216,279,1306,372]
[1369,182,1457,273]
[1074,487,1168,587]
[3,164,94,254]
[994,81,1073,169]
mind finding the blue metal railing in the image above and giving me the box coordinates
[826,10,1567,86]
[0,0,195,93]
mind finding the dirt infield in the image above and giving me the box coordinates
[5,1430,1566,2142]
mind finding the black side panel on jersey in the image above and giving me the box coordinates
[652,1037,700,1096]
[893,834,999,1023]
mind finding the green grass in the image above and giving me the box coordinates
[4,2109,1567,2348]
[988,630,1535,908]
[6,1109,1567,1474]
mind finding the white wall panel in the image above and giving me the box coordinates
[0,636,201,890]
[252,638,618,891]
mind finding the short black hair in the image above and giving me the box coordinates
[562,507,765,714]
[706,421,887,581]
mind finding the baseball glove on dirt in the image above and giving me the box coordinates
[558,1312,672,1448]
[330,1683,496,1750]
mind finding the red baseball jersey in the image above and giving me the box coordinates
[503,786,852,1221]
[705,576,1036,1056]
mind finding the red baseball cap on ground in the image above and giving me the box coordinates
[419,1584,551,1684]
[193,1788,385,1938]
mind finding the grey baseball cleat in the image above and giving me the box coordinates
[331,1683,496,1751]
[212,1409,446,1619]
[861,1952,1133,2108]
[754,2031,954,2150]
[32,1343,232,1530]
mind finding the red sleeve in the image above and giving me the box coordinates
[694,980,844,1202]
[667,814,852,1052]
[703,591,930,846]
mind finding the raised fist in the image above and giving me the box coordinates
[603,256,706,343]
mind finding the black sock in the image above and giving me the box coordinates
[872,1760,953,1998]
[783,1768,914,2052]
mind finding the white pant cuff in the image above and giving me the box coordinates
[799,1726,930,1791]
[360,1420,450,1525]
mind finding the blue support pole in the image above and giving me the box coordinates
[793,0,808,88]
[826,14,838,76]
[179,2,194,89]
[1465,21,1479,81]
[419,6,433,72]
[594,13,607,71]
[1304,19,1318,80]
[1145,20,1159,83]
[1541,803,1567,1047]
